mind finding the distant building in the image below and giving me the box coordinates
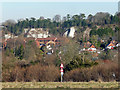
[106,42,115,49]
[24,28,50,39]
[4,33,18,40]
[36,37,61,55]
[116,43,120,47]
[84,41,91,48]
[35,37,61,48]
[88,45,96,52]
[4,34,12,40]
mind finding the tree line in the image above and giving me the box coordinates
[2,12,120,36]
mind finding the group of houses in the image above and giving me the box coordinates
[24,28,50,38]
[3,28,62,54]
[3,34,120,55]
[35,37,61,54]
[2,27,120,55]
[106,40,120,49]
[3,36,61,55]
[80,40,119,53]
[35,37,61,48]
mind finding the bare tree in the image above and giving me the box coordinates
[53,14,61,22]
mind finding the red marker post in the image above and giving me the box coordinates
[60,63,64,82]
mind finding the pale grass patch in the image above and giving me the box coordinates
[89,80,96,83]
[1,82,119,88]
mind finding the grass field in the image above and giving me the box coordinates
[1,82,119,88]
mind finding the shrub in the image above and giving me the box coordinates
[64,62,118,82]
[3,64,60,82]
[65,55,98,71]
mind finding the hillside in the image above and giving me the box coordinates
[1,12,120,83]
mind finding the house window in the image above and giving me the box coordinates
[40,40,43,42]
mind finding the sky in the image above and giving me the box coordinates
[0,0,119,23]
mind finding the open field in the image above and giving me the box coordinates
[1,82,119,88]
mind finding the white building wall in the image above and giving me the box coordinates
[5,34,11,39]
[25,28,50,38]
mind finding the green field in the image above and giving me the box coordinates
[1,82,119,88]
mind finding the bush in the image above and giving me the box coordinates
[64,62,118,82]
[65,55,98,71]
[2,66,26,82]
[2,64,60,82]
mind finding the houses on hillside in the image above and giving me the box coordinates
[88,45,97,52]
[106,43,115,49]
[106,40,118,49]
[80,42,97,53]
[2,26,120,56]
[24,28,50,38]
[35,37,61,55]
[35,37,61,48]
[116,43,120,47]
[82,41,97,52]
[4,33,18,40]
[84,41,91,48]
[80,39,119,54]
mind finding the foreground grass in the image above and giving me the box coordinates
[1,82,119,88]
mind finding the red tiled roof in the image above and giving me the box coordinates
[108,43,114,46]
[90,45,95,48]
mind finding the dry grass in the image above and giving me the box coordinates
[1,82,119,88]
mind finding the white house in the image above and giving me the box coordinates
[4,34,18,40]
[24,28,50,38]
[88,45,96,52]
[116,43,120,47]
[4,34,11,40]
[106,43,115,49]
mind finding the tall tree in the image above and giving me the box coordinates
[53,15,61,22]
[67,14,71,21]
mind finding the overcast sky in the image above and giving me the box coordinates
[0,0,119,23]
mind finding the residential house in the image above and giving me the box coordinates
[4,33,18,41]
[35,37,61,48]
[84,41,91,49]
[24,28,50,39]
[36,37,61,55]
[79,41,91,53]
[106,42,115,49]
[88,45,97,52]
[116,43,120,47]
